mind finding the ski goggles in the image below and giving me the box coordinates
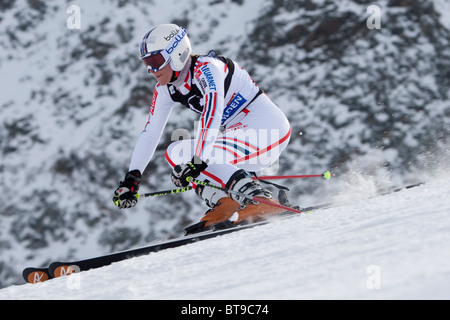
[142,50,171,73]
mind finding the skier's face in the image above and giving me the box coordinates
[148,63,172,85]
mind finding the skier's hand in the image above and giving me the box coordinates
[113,170,141,209]
[171,156,208,187]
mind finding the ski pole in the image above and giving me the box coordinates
[140,186,193,198]
[187,177,303,214]
[140,171,334,198]
[255,171,334,181]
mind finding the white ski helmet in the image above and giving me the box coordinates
[139,24,192,72]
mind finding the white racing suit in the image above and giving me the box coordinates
[129,51,291,190]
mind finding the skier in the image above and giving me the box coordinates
[113,24,291,232]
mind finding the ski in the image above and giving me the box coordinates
[22,211,304,284]
[20,216,282,284]
[48,216,295,280]
[22,267,52,284]
[22,181,425,284]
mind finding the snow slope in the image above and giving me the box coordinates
[1,175,449,300]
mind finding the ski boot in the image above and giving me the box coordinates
[232,187,302,225]
[183,170,299,235]
[184,181,241,235]
[211,190,297,229]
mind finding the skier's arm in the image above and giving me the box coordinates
[113,84,174,209]
[129,84,174,173]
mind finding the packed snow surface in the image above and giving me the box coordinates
[1,176,449,300]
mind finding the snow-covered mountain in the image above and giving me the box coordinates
[1,0,449,289]
[1,175,449,300]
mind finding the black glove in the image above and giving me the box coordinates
[113,170,142,209]
[171,156,208,187]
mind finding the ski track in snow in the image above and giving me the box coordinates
[0,178,449,300]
